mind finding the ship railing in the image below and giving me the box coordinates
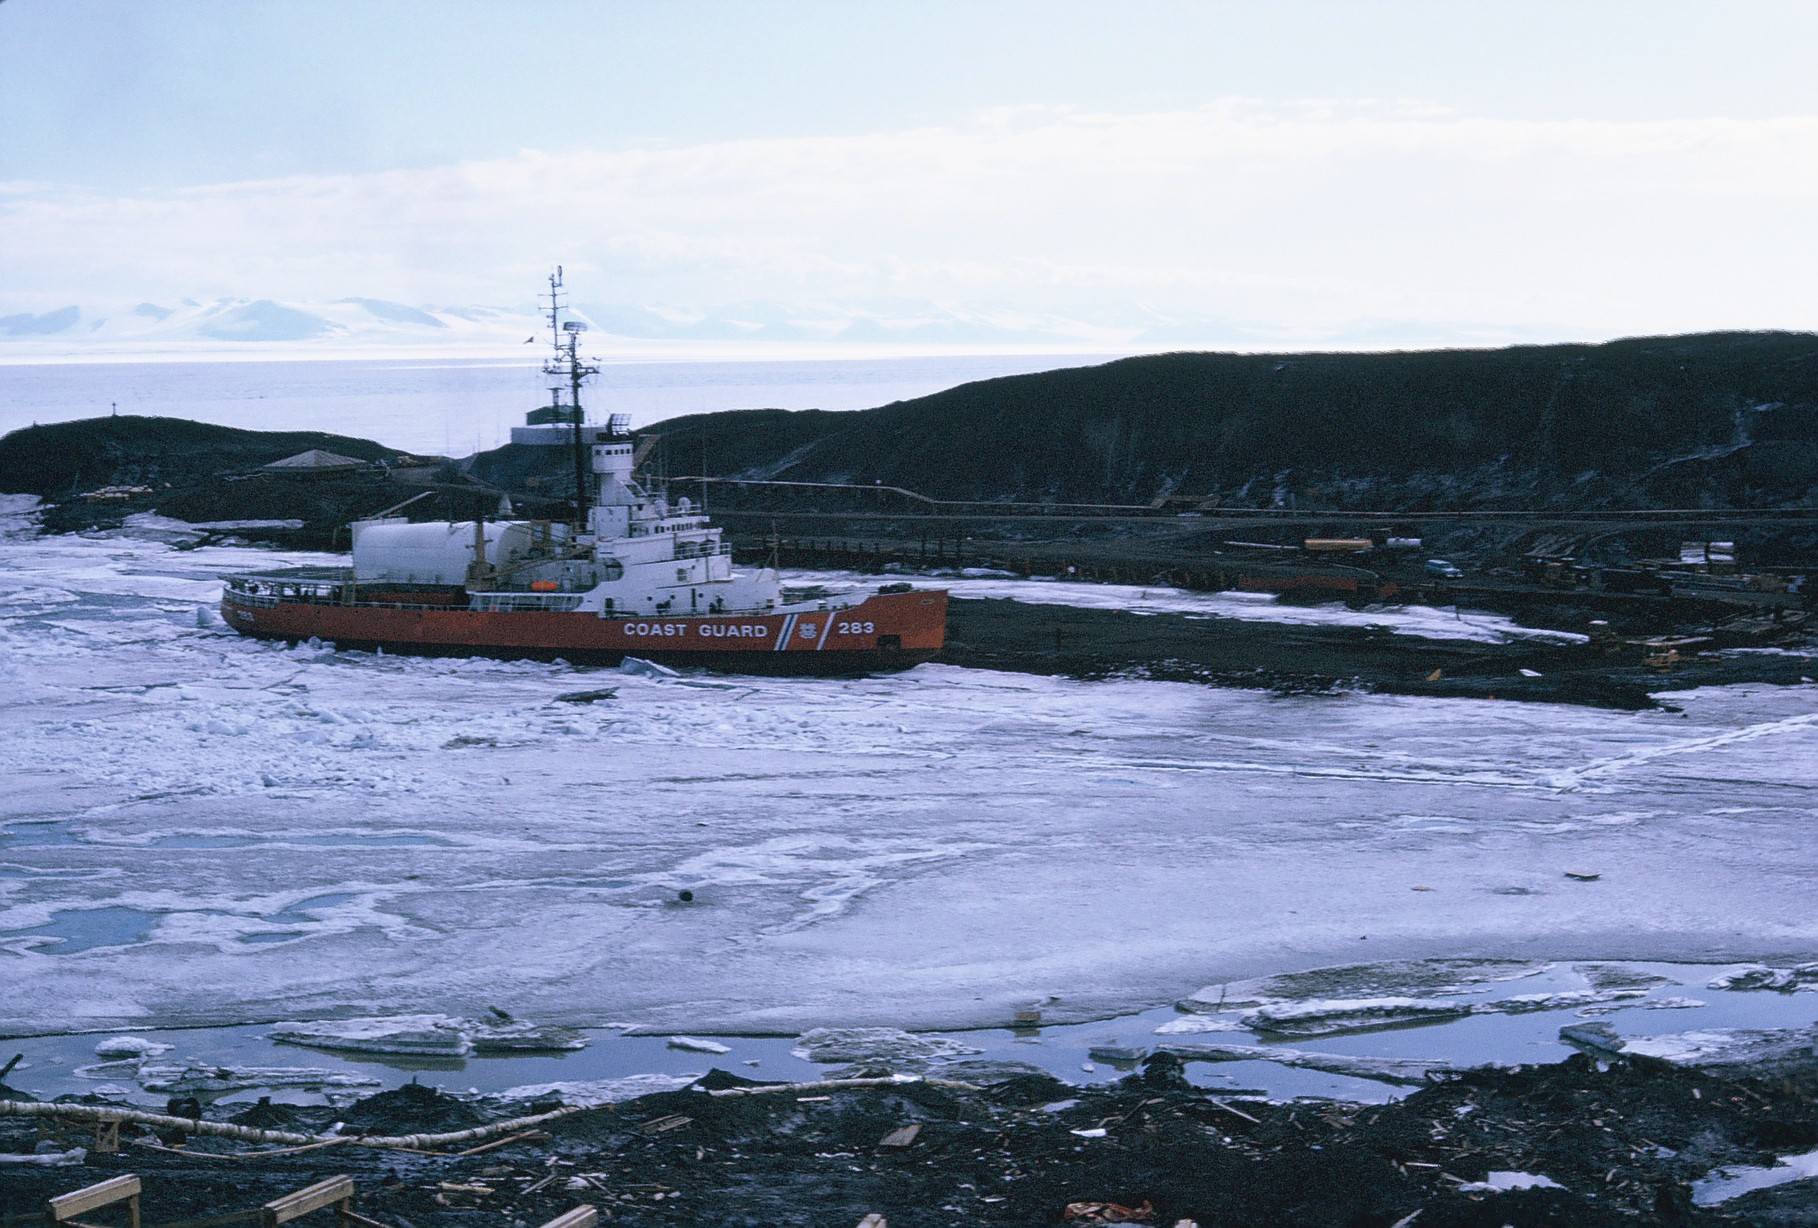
[223,590,497,613]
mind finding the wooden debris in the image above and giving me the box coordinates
[707,1076,980,1098]
[0,1098,582,1153]
[878,1123,922,1149]
[46,1174,141,1228]
[536,1209,599,1228]
[262,1175,353,1226]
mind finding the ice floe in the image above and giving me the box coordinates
[93,1035,173,1058]
[1707,963,1818,991]
[136,1062,383,1095]
[1242,997,1473,1036]
[268,1016,477,1057]
[1151,1016,1247,1036]
[1158,1041,1454,1086]
[792,1028,984,1065]
[263,1014,585,1057]
[1485,988,1648,1014]
[470,1021,588,1052]
[1619,1026,1818,1072]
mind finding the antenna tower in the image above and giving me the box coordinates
[541,266,600,530]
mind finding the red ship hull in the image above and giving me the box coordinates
[222,588,948,674]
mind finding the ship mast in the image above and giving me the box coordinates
[541,267,600,532]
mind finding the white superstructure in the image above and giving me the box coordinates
[347,271,852,620]
[350,426,795,616]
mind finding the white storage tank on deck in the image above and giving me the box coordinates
[352,519,532,585]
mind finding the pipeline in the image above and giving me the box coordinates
[0,1098,585,1153]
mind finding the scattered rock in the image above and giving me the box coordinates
[479,1073,704,1112]
[336,1081,486,1135]
[10,1047,1818,1224]
[553,689,616,703]
[1087,1045,1146,1064]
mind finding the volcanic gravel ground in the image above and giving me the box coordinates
[940,596,1818,710]
[10,1054,1818,1226]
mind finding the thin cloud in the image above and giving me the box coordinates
[3,100,1816,337]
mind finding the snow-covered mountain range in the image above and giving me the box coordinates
[0,296,1551,357]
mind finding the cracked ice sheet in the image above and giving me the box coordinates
[783,568,1587,644]
[5,518,1818,1035]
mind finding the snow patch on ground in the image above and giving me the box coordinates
[1695,1147,1818,1205]
[785,568,1588,644]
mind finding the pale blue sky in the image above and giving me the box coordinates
[7,1,1816,187]
[3,1,1816,345]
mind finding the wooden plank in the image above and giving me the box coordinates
[332,1211,390,1228]
[48,1176,141,1220]
[877,1124,921,1149]
[534,1209,598,1228]
[856,1216,888,1228]
[140,1212,259,1228]
[261,1176,353,1226]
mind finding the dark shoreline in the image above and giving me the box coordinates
[938,595,1818,710]
[9,1048,1818,1225]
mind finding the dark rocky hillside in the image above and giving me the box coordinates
[0,415,408,497]
[11,333,1818,542]
[0,416,465,542]
[638,331,1818,511]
